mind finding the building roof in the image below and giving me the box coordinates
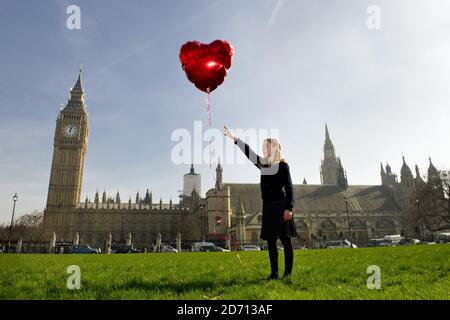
[224,183,401,215]
[62,68,87,114]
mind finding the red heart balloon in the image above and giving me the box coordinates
[179,40,234,93]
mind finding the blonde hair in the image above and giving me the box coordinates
[264,138,287,164]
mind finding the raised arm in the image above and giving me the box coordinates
[234,138,265,169]
[224,125,265,169]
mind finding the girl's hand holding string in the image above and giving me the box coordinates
[224,124,237,142]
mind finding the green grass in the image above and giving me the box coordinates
[1,245,449,299]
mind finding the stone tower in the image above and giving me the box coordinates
[399,156,416,209]
[43,68,89,241]
[183,164,201,197]
[205,162,232,240]
[320,124,347,186]
[381,162,398,186]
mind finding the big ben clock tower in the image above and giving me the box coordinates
[43,68,89,241]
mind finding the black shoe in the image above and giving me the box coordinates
[266,273,279,281]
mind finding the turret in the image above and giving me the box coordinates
[94,190,99,205]
[215,159,223,190]
[427,157,440,182]
[415,164,425,185]
[116,190,121,208]
[400,156,414,187]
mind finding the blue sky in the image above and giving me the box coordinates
[1,0,449,223]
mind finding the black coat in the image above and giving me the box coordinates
[261,199,298,241]
[234,138,298,240]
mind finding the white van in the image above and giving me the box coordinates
[192,241,215,252]
[325,240,357,249]
[383,234,403,245]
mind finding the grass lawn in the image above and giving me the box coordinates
[0,245,449,300]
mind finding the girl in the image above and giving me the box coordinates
[224,125,298,280]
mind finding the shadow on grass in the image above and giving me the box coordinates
[85,276,276,296]
[125,278,267,293]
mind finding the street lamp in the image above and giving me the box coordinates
[344,196,352,243]
[7,193,18,253]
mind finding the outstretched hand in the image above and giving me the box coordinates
[224,124,237,141]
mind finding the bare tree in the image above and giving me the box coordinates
[13,210,46,246]
[0,223,9,240]
[417,170,450,231]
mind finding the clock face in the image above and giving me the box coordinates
[63,124,78,138]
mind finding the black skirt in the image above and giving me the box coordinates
[260,199,298,241]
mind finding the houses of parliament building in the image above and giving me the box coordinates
[43,70,440,249]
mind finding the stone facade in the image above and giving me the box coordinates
[43,71,435,250]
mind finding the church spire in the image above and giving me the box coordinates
[325,122,330,141]
[72,65,83,92]
[323,123,336,159]
[62,68,86,113]
[321,123,342,185]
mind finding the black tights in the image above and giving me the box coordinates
[267,236,293,276]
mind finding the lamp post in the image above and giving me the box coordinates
[7,193,18,253]
[344,196,352,243]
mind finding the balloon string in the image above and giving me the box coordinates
[205,90,226,244]
[206,90,214,174]
[206,91,212,127]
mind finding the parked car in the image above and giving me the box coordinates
[367,238,384,247]
[379,239,396,247]
[399,238,420,246]
[161,244,178,253]
[325,240,357,249]
[112,245,141,253]
[199,245,229,252]
[71,244,99,254]
[259,244,284,251]
[242,245,261,251]
[434,232,450,243]
[383,234,403,245]
[192,241,215,252]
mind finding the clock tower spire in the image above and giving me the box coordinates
[43,69,89,241]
